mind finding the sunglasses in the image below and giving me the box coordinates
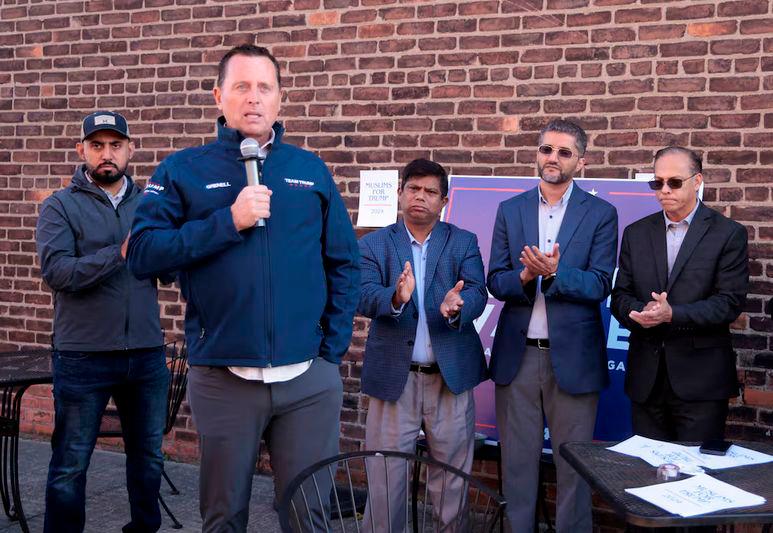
[538,144,575,159]
[648,174,697,191]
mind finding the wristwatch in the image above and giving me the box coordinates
[541,271,557,292]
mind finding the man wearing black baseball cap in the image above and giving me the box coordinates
[36,111,170,533]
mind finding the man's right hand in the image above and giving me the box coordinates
[231,185,272,231]
[392,261,415,308]
[120,232,130,259]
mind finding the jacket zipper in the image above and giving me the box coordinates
[114,202,130,350]
[261,159,274,362]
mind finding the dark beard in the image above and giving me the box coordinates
[88,163,126,185]
[538,163,572,184]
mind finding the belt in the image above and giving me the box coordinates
[409,362,441,374]
[526,338,550,350]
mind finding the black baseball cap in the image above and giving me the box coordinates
[80,111,130,141]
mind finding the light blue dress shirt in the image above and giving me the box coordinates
[527,181,573,339]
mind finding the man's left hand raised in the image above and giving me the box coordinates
[440,280,465,318]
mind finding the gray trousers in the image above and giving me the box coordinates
[362,371,475,532]
[187,358,343,533]
[495,346,599,533]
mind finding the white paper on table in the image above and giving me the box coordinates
[625,473,766,517]
[688,444,773,470]
[357,170,399,228]
[608,436,773,475]
[608,435,707,474]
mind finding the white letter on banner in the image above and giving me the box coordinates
[608,314,630,351]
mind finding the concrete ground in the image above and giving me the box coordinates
[1,438,282,532]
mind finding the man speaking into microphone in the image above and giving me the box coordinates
[127,44,360,532]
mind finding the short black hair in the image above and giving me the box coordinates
[401,159,449,198]
[538,119,588,156]
[217,44,281,88]
[654,146,702,176]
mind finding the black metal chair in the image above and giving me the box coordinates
[416,437,554,533]
[97,340,189,529]
[278,449,506,533]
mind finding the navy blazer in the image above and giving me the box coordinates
[358,221,488,402]
[611,203,748,402]
[487,184,618,394]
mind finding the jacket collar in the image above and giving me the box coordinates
[70,165,136,204]
[216,117,285,150]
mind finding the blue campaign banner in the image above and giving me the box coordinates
[443,175,662,445]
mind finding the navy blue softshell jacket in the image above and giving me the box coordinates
[127,119,360,367]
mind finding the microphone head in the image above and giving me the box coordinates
[240,138,260,158]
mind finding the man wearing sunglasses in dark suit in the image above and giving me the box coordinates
[488,119,618,532]
[612,146,749,443]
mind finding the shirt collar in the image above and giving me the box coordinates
[664,200,700,228]
[538,181,573,207]
[257,128,275,159]
[84,170,127,201]
[404,224,432,247]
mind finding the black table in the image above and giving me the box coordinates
[0,349,53,532]
[560,440,773,529]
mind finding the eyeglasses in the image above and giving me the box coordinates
[538,144,575,159]
[648,173,698,191]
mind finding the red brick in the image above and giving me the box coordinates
[591,28,636,43]
[639,24,685,40]
[615,7,661,24]
[561,81,606,95]
[495,98,543,117]
[710,114,761,129]
[711,39,762,55]
[546,30,588,46]
[565,47,610,62]
[692,132,742,147]
[666,4,715,20]
[567,12,611,27]
[740,94,773,110]
[737,168,773,183]
[740,18,773,35]
[608,150,652,164]
[660,41,709,57]
[687,21,738,37]
[544,99,586,113]
[658,78,705,92]
[611,115,657,129]
[609,78,653,95]
[709,77,760,92]
[611,44,657,59]
[711,151,759,166]
[718,0,769,17]
[523,14,564,29]
[589,97,635,113]
[520,48,563,63]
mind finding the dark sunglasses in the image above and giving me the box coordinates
[538,144,575,159]
[648,174,697,191]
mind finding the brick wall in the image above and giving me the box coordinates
[1,0,771,526]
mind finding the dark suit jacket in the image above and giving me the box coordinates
[358,221,488,402]
[611,202,749,403]
[487,184,618,394]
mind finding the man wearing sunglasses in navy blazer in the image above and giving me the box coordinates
[612,147,748,443]
[488,119,618,533]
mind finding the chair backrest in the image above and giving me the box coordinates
[278,449,506,533]
[163,339,188,436]
[97,340,189,439]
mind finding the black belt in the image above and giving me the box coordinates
[409,362,441,374]
[526,338,550,350]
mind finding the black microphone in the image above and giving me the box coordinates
[239,138,265,228]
